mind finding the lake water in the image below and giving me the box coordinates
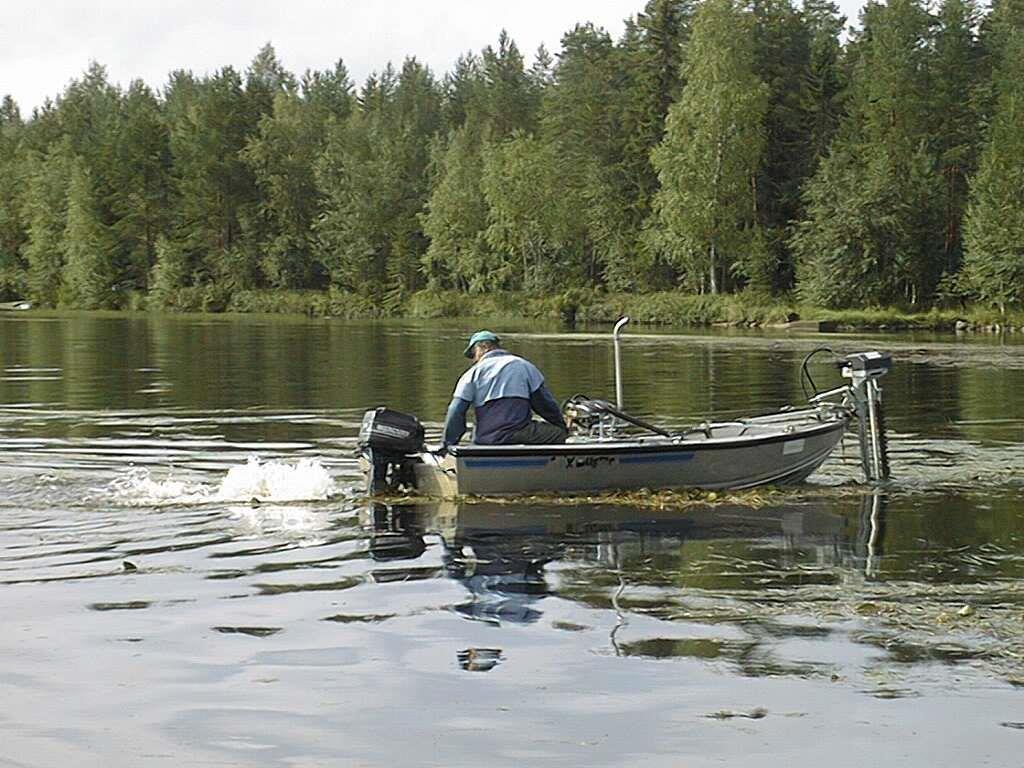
[1,312,1022,767]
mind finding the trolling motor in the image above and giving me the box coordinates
[805,349,893,482]
[357,407,425,494]
[840,352,892,482]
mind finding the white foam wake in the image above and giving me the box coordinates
[216,457,336,502]
[109,470,213,506]
[110,457,337,506]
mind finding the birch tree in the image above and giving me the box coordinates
[650,0,769,293]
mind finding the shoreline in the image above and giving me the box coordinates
[4,289,1022,334]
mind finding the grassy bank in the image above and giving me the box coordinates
[73,288,1024,332]
[419,290,1024,331]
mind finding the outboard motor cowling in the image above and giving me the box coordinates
[359,407,425,454]
[358,408,425,494]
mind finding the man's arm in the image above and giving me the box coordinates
[442,397,472,448]
[442,367,477,450]
[529,384,566,429]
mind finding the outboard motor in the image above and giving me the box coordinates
[358,407,425,494]
[839,352,892,482]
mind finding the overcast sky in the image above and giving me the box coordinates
[2,0,865,113]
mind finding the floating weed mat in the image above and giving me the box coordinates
[370,485,852,509]
[468,487,798,509]
[668,580,1024,684]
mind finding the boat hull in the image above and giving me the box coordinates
[411,412,848,497]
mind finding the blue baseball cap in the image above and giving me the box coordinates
[463,330,500,358]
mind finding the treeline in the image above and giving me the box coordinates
[0,0,1022,314]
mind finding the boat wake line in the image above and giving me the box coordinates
[106,456,338,507]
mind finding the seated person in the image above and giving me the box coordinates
[442,331,568,451]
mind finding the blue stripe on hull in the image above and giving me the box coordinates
[463,458,551,469]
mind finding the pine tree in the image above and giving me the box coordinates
[315,60,441,305]
[62,158,115,308]
[931,0,983,276]
[440,54,483,132]
[528,44,555,90]
[963,30,1024,312]
[166,67,256,292]
[51,63,124,302]
[109,80,172,292]
[978,0,1024,66]
[650,0,769,293]
[480,31,540,138]
[793,0,940,307]
[751,0,816,290]
[540,24,634,287]
[800,0,847,166]
[237,44,299,271]
[245,43,297,119]
[0,96,28,299]
[56,62,120,180]
[244,87,344,288]
[300,60,355,121]
[618,0,694,282]
[21,141,73,306]
[0,95,21,125]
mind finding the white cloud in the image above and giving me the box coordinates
[1,0,866,113]
[2,0,641,110]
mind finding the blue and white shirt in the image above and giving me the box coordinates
[443,350,563,445]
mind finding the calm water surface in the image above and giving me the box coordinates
[1,312,1022,767]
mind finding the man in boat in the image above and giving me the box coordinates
[441,330,568,452]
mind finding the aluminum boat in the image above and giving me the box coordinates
[358,320,892,497]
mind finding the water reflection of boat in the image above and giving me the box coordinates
[426,499,849,542]
[361,495,887,624]
[365,503,555,625]
[358,322,893,497]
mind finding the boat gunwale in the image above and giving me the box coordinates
[449,411,849,458]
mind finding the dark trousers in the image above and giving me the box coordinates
[504,419,568,445]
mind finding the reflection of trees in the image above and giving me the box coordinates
[871,490,1024,581]
[0,317,65,413]
[897,363,963,437]
[1,314,152,437]
[13,314,996,449]
[62,314,152,412]
[958,366,1024,443]
[149,314,330,410]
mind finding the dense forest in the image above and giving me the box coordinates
[0,0,1022,316]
